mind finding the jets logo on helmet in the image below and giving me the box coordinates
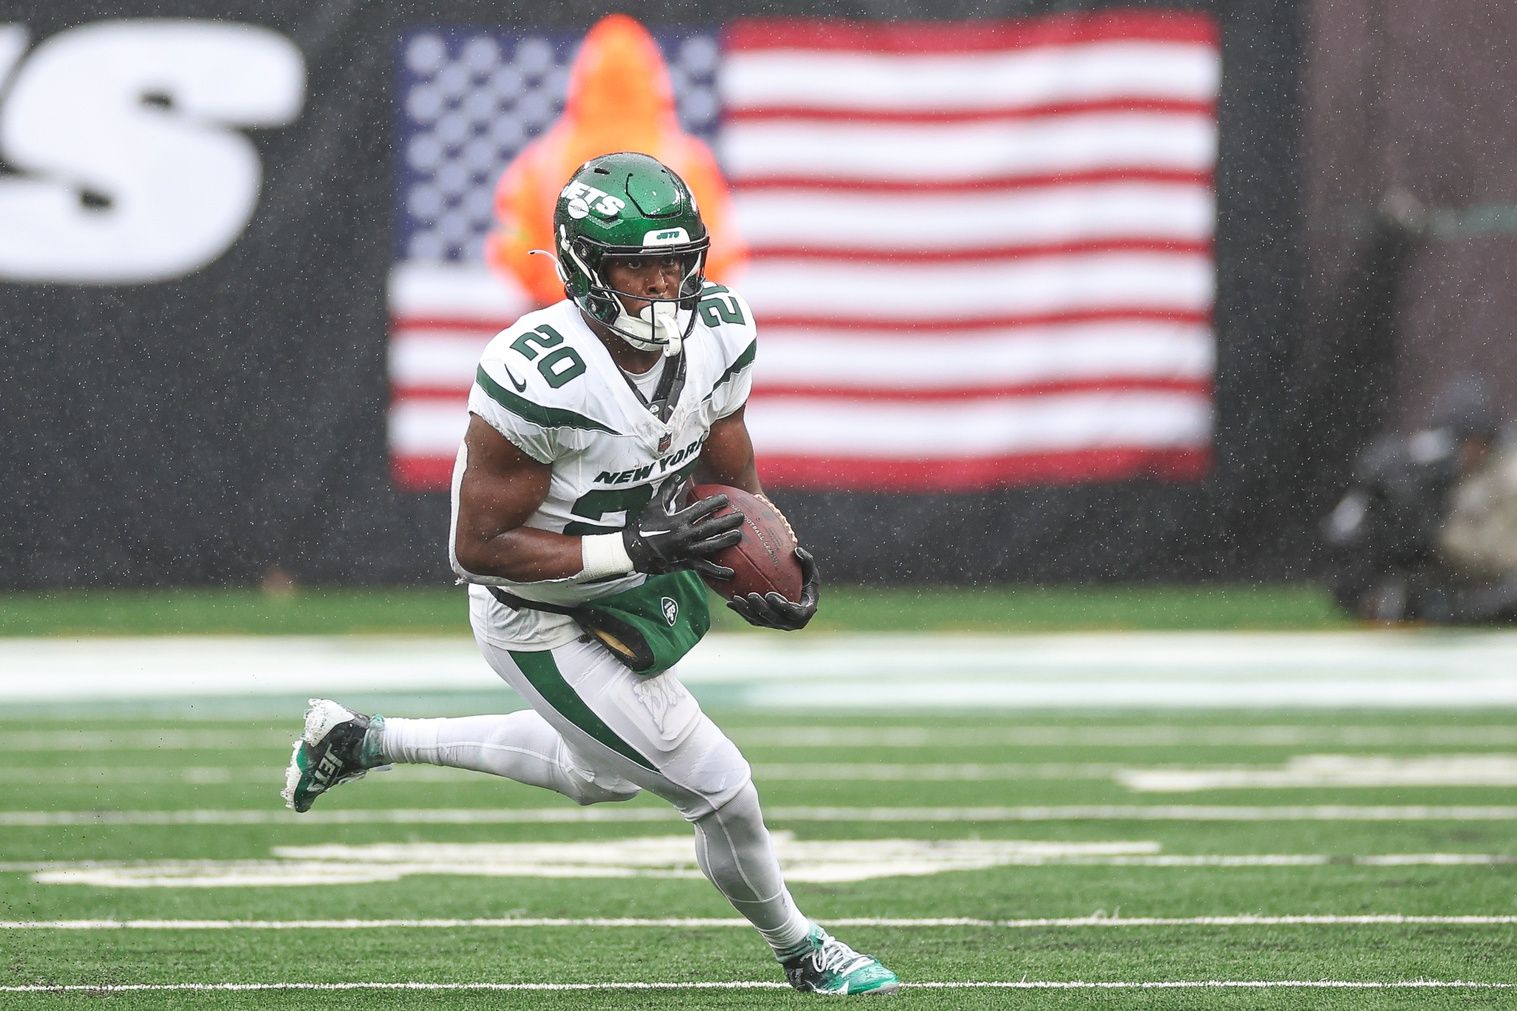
[552,152,710,357]
[560,181,627,220]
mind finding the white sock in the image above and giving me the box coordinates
[380,712,639,805]
[692,783,813,958]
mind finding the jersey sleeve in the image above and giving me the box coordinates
[703,287,758,420]
[468,352,563,465]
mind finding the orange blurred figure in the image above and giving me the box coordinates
[486,15,743,306]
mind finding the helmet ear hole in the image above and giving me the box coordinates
[590,293,620,322]
[572,237,602,273]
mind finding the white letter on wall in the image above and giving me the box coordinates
[0,20,305,284]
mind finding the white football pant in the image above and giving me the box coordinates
[379,632,813,957]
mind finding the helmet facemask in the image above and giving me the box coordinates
[562,228,708,358]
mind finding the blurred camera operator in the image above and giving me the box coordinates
[1323,378,1517,624]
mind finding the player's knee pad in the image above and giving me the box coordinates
[558,741,641,806]
[567,778,641,806]
[668,731,753,821]
[703,779,763,829]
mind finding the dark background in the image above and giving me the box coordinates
[1,0,1348,589]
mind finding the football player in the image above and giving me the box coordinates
[284,152,898,996]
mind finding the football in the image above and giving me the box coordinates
[689,483,804,601]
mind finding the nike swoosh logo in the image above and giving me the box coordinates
[503,362,528,393]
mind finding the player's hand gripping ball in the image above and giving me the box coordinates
[688,484,819,631]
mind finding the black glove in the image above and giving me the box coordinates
[727,547,819,631]
[622,477,743,579]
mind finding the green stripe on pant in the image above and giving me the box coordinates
[509,649,657,772]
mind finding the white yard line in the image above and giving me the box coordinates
[6,631,1517,707]
[736,726,1517,747]
[6,852,1511,885]
[3,914,1516,930]
[1119,754,1517,791]
[7,805,1517,826]
[14,725,1517,752]
[5,730,297,751]
[6,762,1131,784]
[1,980,1514,992]
[20,755,1517,787]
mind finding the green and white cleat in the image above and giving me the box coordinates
[281,698,388,813]
[782,924,900,996]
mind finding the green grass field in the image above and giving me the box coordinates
[5,703,1517,1009]
[0,584,1348,636]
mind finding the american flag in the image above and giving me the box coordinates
[388,13,1220,491]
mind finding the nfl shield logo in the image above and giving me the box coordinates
[657,433,672,453]
[660,596,679,626]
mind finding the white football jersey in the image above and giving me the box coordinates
[451,284,757,650]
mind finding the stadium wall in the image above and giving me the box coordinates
[0,0,1305,589]
[1304,1,1517,439]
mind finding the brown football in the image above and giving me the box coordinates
[689,483,803,601]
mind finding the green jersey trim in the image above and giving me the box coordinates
[703,339,756,403]
[509,649,657,772]
[476,366,619,434]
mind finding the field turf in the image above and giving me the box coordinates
[0,584,1347,637]
[3,704,1516,1009]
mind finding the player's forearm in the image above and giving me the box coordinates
[453,527,596,583]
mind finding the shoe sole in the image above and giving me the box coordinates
[793,980,900,997]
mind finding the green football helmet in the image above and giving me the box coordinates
[551,152,710,355]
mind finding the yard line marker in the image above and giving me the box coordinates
[7,852,1513,878]
[761,762,1118,780]
[3,762,1130,784]
[1119,754,1517,791]
[2,981,1515,993]
[8,805,1517,827]
[8,631,1517,707]
[4,915,1517,931]
[737,726,1517,747]
[14,724,1517,751]
[6,730,295,751]
[20,755,1517,786]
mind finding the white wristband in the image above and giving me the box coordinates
[580,532,636,581]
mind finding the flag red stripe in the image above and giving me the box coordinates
[726,14,1219,54]
[748,239,1213,264]
[731,168,1213,193]
[391,316,511,333]
[751,378,1210,402]
[391,386,469,401]
[393,456,456,491]
[393,307,1212,338]
[727,98,1216,125]
[391,377,1212,407]
[395,447,1212,492]
[756,447,1211,490]
[759,307,1212,333]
